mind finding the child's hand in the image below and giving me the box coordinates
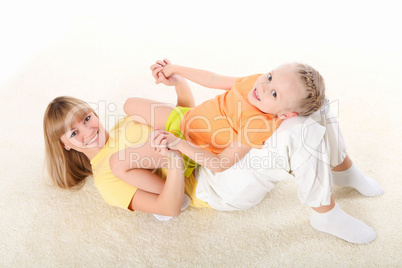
[150,129,182,157]
[157,58,174,77]
[150,129,168,156]
[150,129,182,150]
[150,59,180,86]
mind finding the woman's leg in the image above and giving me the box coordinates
[124,97,174,130]
[123,77,194,129]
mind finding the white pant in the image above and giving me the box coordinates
[195,99,347,211]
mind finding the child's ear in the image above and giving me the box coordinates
[278,112,298,120]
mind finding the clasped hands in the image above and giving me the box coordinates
[150,58,181,86]
[149,128,182,157]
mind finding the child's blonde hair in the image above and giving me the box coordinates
[295,63,326,116]
[43,96,95,190]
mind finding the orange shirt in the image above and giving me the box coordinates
[181,74,283,154]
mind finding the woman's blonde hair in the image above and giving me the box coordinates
[43,96,95,190]
[295,63,326,116]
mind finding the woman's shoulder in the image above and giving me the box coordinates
[109,115,131,133]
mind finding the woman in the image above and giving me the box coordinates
[43,69,382,244]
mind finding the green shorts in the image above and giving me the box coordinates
[165,106,198,178]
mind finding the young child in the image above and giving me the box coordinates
[124,59,325,175]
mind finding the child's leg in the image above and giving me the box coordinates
[311,102,383,196]
[124,98,174,130]
[331,155,353,171]
[310,196,376,244]
[331,155,383,196]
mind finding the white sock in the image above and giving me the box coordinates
[153,194,191,221]
[332,164,383,196]
[310,204,376,244]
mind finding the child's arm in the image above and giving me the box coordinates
[181,139,251,172]
[151,61,195,108]
[155,58,238,91]
[152,130,251,172]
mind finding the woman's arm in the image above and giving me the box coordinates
[109,147,185,216]
[129,152,185,216]
[156,59,238,90]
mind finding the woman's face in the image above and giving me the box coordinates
[60,112,107,153]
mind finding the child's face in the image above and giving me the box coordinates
[248,63,306,119]
[60,112,107,152]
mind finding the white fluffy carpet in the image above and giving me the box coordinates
[1,1,401,267]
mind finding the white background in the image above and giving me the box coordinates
[0,0,400,85]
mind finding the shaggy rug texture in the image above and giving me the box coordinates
[1,2,401,267]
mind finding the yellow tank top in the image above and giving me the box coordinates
[90,116,210,210]
[90,116,152,210]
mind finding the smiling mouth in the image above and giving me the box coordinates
[253,88,261,101]
[86,132,98,145]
